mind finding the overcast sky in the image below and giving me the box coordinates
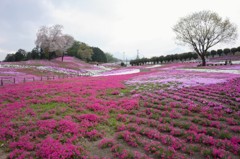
[0,0,239,61]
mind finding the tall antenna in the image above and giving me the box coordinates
[123,52,125,61]
[136,49,140,59]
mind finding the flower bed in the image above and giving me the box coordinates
[0,65,239,158]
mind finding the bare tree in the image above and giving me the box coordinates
[173,10,238,66]
[35,25,74,61]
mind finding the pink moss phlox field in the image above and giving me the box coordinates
[0,64,240,158]
[0,56,115,84]
[126,69,240,88]
[115,77,239,158]
[0,74,143,158]
[36,136,83,159]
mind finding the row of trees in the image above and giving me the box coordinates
[130,52,198,66]
[207,47,240,58]
[4,47,43,62]
[4,24,119,63]
[130,45,240,66]
[4,47,62,62]
[4,44,118,63]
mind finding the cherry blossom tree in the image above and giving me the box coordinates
[35,24,74,61]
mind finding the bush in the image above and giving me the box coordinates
[120,62,126,67]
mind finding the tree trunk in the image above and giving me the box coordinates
[200,55,206,66]
[62,53,64,61]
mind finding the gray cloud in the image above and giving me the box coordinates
[0,0,239,61]
[0,0,51,59]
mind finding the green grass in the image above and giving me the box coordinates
[120,86,135,95]
[107,117,119,128]
[1,101,9,105]
[56,108,75,118]
[95,111,124,137]
[219,131,232,139]
[30,102,71,119]
[31,102,66,112]
[0,140,5,148]
[95,119,120,137]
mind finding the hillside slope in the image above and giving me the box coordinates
[0,56,112,78]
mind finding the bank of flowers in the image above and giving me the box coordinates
[0,67,239,158]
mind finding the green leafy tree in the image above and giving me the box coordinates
[4,54,15,62]
[223,48,230,55]
[105,53,119,63]
[30,47,40,60]
[159,56,164,64]
[15,49,26,61]
[77,43,93,62]
[210,50,217,58]
[91,47,107,63]
[174,54,179,61]
[237,46,240,52]
[192,53,198,59]
[182,53,189,61]
[150,56,158,64]
[230,48,237,55]
[217,49,223,57]
[67,41,81,57]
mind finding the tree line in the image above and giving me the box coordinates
[4,44,119,63]
[130,46,240,66]
[4,25,119,63]
[130,52,198,66]
[207,47,240,58]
